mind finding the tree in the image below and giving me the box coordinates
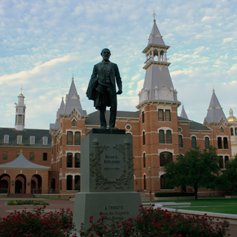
[165,147,220,200]
[218,156,237,195]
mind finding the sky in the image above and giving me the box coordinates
[1,0,237,129]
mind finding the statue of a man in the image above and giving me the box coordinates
[86,48,122,128]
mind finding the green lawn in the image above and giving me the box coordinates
[173,198,237,215]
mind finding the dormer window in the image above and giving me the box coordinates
[3,135,9,144]
[42,136,48,145]
[30,136,35,145]
[17,135,22,144]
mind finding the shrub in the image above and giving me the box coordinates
[80,206,229,237]
[7,200,49,206]
[0,206,74,237]
[155,192,195,197]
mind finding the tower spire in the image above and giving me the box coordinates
[15,90,26,130]
[204,90,226,124]
[64,77,86,116]
[180,105,188,119]
[138,17,179,107]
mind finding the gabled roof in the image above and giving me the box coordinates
[204,90,227,124]
[178,117,211,131]
[189,121,211,131]
[0,153,49,170]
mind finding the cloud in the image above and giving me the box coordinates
[228,64,237,75]
[171,69,194,77]
[201,16,216,23]
[1,0,237,128]
[131,73,141,81]
[223,37,234,44]
[0,54,79,85]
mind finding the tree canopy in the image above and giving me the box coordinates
[165,147,220,199]
[218,156,237,195]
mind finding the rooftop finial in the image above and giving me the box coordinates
[20,86,23,95]
[153,10,156,22]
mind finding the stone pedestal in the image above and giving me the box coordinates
[73,129,141,231]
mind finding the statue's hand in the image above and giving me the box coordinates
[116,90,122,95]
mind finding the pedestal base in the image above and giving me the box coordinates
[73,191,141,231]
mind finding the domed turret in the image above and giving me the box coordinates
[227,108,237,123]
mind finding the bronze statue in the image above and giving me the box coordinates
[86,48,122,128]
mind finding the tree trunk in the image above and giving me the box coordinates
[194,185,198,200]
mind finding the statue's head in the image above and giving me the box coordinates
[101,48,111,61]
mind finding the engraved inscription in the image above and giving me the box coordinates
[101,205,130,222]
[89,136,133,191]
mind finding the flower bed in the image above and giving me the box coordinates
[80,206,229,237]
[0,206,74,237]
[0,206,229,237]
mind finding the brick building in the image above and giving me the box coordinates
[0,19,234,196]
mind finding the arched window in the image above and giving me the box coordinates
[217,137,222,149]
[166,130,172,144]
[178,135,183,147]
[158,109,164,121]
[230,128,234,136]
[143,153,146,168]
[74,175,80,191]
[142,131,146,145]
[223,137,228,149]
[75,153,80,168]
[160,152,173,166]
[165,110,171,121]
[219,156,224,169]
[204,137,210,149]
[0,174,10,194]
[159,130,165,144]
[15,175,26,194]
[160,50,164,61]
[224,156,229,167]
[74,131,81,145]
[191,136,197,148]
[67,131,73,145]
[143,175,147,190]
[66,175,73,190]
[142,111,145,123]
[67,153,73,168]
[31,174,42,194]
